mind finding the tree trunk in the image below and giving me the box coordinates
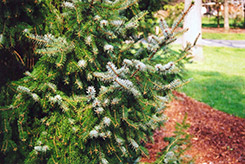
[224,0,229,32]
[243,0,245,28]
[183,0,203,61]
[217,3,220,28]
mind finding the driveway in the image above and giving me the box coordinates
[174,38,245,48]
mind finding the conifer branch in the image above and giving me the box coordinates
[89,0,95,10]
[130,69,139,77]
[57,54,64,67]
[123,119,138,129]
[1,141,4,151]
[117,0,138,10]
[62,98,76,109]
[80,105,93,113]
[13,50,25,66]
[99,0,138,11]
[193,33,201,46]
[108,63,119,77]
[172,79,191,89]
[0,108,11,111]
[171,2,194,33]
[75,7,81,24]
[148,44,163,61]
[143,83,147,95]
[147,78,162,89]
[25,35,48,45]
[175,33,201,63]
[53,138,59,158]
[140,148,148,158]
[114,79,128,90]
[119,43,134,53]
[114,152,122,162]
[51,156,58,164]
[3,140,8,152]
[174,52,190,64]
[4,119,8,133]
[138,99,155,106]
[113,109,119,126]
[148,3,194,61]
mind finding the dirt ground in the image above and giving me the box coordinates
[141,91,245,164]
[202,27,245,33]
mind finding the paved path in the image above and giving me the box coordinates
[174,38,245,48]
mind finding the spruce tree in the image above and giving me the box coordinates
[0,0,63,86]
[0,1,195,163]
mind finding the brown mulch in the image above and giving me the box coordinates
[141,91,245,164]
[202,27,245,33]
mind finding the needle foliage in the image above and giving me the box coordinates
[0,1,194,163]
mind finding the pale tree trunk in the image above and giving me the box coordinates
[224,0,230,32]
[183,0,203,61]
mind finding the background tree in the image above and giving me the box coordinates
[215,0,220,27]
[224,0,230,31]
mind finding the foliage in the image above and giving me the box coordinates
[154,114,192,164]
[179,46,245,118]
[163,2,185,27]
[0,0,194,163]
[138,0,169,15]
[232,14,243,28]
[0,0,63,86]
[122,0,171,37]
[123,0,169,18]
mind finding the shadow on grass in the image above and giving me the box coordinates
[202,23,244,29]
[180,71,245,118]
[202,23,223,28]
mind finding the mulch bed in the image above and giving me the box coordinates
[202,27,245,33]
[141,91,245,163]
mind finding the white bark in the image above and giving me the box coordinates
[183,0,203,61]
[224,0,229,32]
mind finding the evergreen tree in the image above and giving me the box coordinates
[0,0,63,86]
[123,0,171,37]
[0,1,195,163]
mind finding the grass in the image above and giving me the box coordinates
[202,16,244,28]
[202,16,245,40]
[202,32,245,40]
[173,46,245,118]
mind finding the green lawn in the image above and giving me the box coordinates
[202,16,244,28]
[202,32,245,40]
[176,46,245,118]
